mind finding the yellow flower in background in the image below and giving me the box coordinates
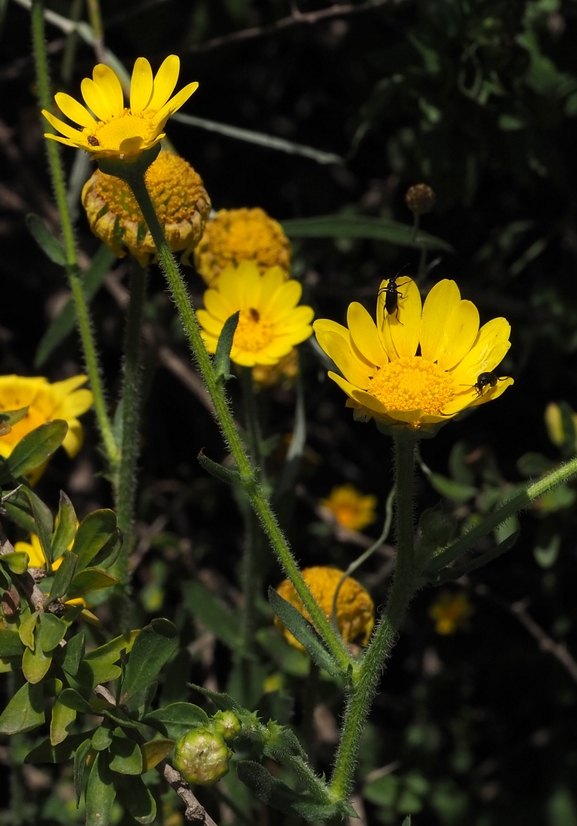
[252,347,299,390]
[545,402,577,450]
[15,535,86,607]
[275,566,374,651]
[429,589,473,634]
[42,55,197,160]
[194,207,291,286]
[197,261,314,367]
[0,375,93,460]
[314,277,513,432]
[82,151,211,266]
[320,484,377,531]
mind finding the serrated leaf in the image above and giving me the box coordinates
[120,619,178,703]
[62,630,85,676]
[86,752,116,826]
[143,703,209,740]
[7,420,68,479]
[268,588,344,680]
[182,582,241,648]
[74,738,93,805]
[47,551,78,605]
[141,738,174,771]
[0,680,45,734]
[67,568,118,599]
[282,214,453,252]
[214,312,239,382]
[26,213,67,265]
[116,775,157,824]
[52,491,77,561]
[23,642,52,683]
[0,629,24,657]
[72,510,118,573]
[109,735,143,775]
[38,613,67,651]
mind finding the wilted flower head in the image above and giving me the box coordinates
[194,207,291,286]
[42,55,197,161]
[82,150,210,266]
[275,566,374,651]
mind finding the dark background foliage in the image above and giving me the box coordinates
[2,0,577,823]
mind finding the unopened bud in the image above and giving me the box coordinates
[405,184,436,216]
[174,729,232,786]
[212,711,242,742]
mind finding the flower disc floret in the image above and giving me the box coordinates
[194,207,291,286]
[275,566,374,651]
[197,261,314,367]
[42,55,198,160]
[314,277,513,432]
[82,151,211,265]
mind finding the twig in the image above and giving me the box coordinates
[162,763,220,826]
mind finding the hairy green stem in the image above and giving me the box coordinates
[329,432,419,801]
[30,0,118,468]
[114,160,352,676]
[114,260,148,582]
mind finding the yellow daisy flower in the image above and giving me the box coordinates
[320,484,377,531]
[15,534,86,607]
[197,261,314,368]
[0,375,93,460]
[82,150,211,266]
[314,277,513,432]
[42,55,198,160]
[275,566,374,651]
[251,347,299,390]
[194,207,292,287]
[429,589,473,635]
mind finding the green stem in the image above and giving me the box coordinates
[114,260,149,581]
[118,164,352,677]
[329,432,419,802]
[30,0,118,469]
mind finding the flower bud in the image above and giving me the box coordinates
[404,183,436,216]
[212,711,242,743]
[173,729,232,785]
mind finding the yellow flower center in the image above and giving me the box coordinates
[234,308,275,352]
[368,356,453,414]
[92,111,155,150]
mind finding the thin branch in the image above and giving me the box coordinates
[162,762,220,826]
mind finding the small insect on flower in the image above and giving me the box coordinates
[377,273,411,326]
[474,371,506,397]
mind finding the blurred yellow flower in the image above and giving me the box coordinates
[197,261,314,367]
[252,347,299,390]
[15,534,86,607]
[545,402,577,450]
[0,375,93,460]
[42,55,197,160]
[429,589,473,635]
[194,207,291,286]
[275,566,374,651]
[314,277,513,432]
[82,150,211,266]
[320,484,377,531]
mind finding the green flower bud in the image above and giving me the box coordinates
[174,729,232,786]
[212,711,242,743]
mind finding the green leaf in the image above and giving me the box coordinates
[281,214,454,252]
[92,726,114,751]
[517,452,554,477]
[2,487,37,534]
[84,631,138,666]
[116,776,157,824]
[268,587,344,680]
[188,683,243,713]
[67,568,119,599]
[19,608,39,650]
[0,406,29,427]
[47,551,78,605]
[26,213,67,265]
[143,703,209,740]
[62,629,85,676]
[1,551,29,574]
[74,738,93,805]
[214,312,239,383]
[25,731,95,765]
[50,695,77,746]
[24,487,55,565]
[0,680,45,734]
[7,420,68,479]
[197,449,242,485]
[0,629,24,657]
[86,752,116,826]
[430,532,520,584]
[72,510,118,572]
[23,642,52,683]
[38,613,67,651]
[109,735,143,775]
[426,472,478,504]
[120,619,179,702]
[52,491,77,561]
[35,243,115,367]
[141,738,174,771]
[182,582,241,648]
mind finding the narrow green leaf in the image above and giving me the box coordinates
[23,642,52,683]
[282,214,454,252]
[67,568,118,599]
[52,491,77,561]
[2,488,36,533]
[62,629,85,676]
[268,588,343,680]
[50,696,77,746]
[90,530,123,572]
[214,312,239,383]
[38,613,67,651]
[35,243,115,367]
[0,629,24,657]
[109,735,143,775]
[7,420,68,479]
[121,619,178,702]
[0,680,45,734]
[188,683,242,713]
[74,739,93,805]
[26,213,67,265]
[1,551,29,575]
[116,775,157,824]
[24,487,54,565]
[72,509,118,572]
[143,703,209,740]
[182,582,241,648]
[141,738,174,771]
[86,752,116,826]
[47,551,78,604]
[431,532,520,585]
[197,450,242,485]
[0,407,29,427]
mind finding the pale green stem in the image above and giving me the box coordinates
[30,0,118,469]
[329,432,419,802]
[118,165,352,676]
[114,260,148,583]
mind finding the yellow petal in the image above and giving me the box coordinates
[130,57,154,114]
[92,64,124,118]
[436,300,480,371]
[347,302,388,366]
[420,280,461,361]
[81,77,113,120]
[380,277,421,359]
[147,55,180,112]
[450,318,511,384]
[266,280,302,319]
[42,110,86,142]
[151,82,198,127]
[321,332,372,387]
[470,376,514,407]
[58,389,94,419]
[203,289,233,321]
[62,419,81,457]
[51,375,88,400]
[349,389,390,417]
[54,93,97,129]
